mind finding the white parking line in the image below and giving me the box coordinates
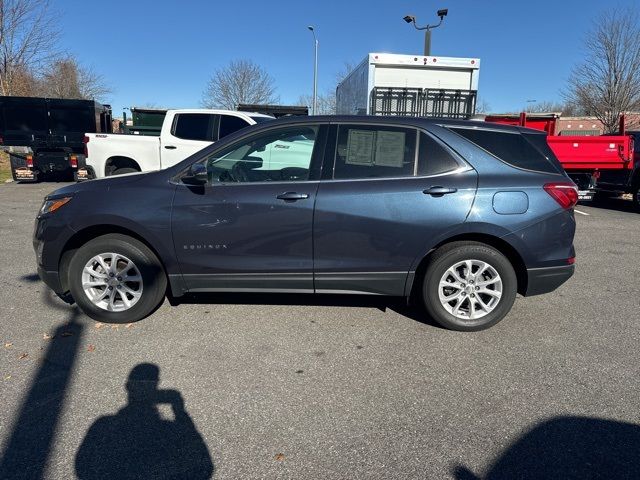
[574,209,590,216]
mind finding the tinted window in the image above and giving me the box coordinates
[173,114,212,141]
[49,106,93,133]
[218,115,250,139]
[334,125,416,179]
[418,133,461,175]
[450,127,560,174]
[205,126,317,183]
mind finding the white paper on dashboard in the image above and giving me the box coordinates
[374,131,406,168]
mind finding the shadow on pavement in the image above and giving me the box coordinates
[453,416,640,479]
[75,363,214,480]
[578,196,638,214]
[0,292,84,479]
[173,291,441,329]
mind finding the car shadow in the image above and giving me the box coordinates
[0,292,84,479]
[171,292,442,329]
[579,196,638,214]
[452,416,640,479]
[75,363,214,480]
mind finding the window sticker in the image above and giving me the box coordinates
[346,130,375,165]
[374,131,406,168]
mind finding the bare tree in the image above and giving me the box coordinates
[475,98,491,114]
[0,0,59,95]
[297,91,336,115]
[38,57,111,101]
[201,59,278,109]
[565,9,640,132]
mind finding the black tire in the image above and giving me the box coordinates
[112,167,138,176]
[422,241,517,331]
[68,234,167,323]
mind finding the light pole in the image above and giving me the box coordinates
[307,25,318,115]
[403,9,448,56]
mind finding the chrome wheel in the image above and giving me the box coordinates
[438,259,502,320]
[81,253,143,312]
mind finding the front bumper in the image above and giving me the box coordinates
[524,264,575,296]
[37,265,64,294]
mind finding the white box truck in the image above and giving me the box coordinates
[336,53,480,118]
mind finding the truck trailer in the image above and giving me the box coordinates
[1,96,112,182]
[336,53,480,118]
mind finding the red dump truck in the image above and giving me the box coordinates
[484,113,638,209]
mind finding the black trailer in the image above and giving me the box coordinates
[1,96,112,182]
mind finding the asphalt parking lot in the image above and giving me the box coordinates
[1,181,639,479]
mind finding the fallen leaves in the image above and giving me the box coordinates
[43,333,54,340]
[87,344,95,352]
[4,375,11,380]
[95,323,105,330]
[18,353,28,360]
[125,323,133,329]
[4,342,13,348]
[274,453,285,461]
[61,331,73,337]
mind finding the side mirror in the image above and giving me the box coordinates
[182,163,208,185]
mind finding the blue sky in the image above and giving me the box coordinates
[56,0,636,114]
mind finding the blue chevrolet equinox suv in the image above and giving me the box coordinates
[34,116,577,331]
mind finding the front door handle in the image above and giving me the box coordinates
[277,192,309,201]
[423,186,458,197]
[164,145,177,150]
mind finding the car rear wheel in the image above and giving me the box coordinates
[68,234,167,323]
[422,241,517,331]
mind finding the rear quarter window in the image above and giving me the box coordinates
[449,127,562,174]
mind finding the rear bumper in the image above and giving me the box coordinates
[524,264,574,296]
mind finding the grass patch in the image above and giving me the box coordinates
[0,152,12,183]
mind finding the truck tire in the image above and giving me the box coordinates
[112,167,139,176]
[633,183,640,212]
[67,234,167,323]
[422,241,517,331]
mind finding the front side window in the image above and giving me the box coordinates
[333,125,416,179]
[172,113,212,141]
[204,126,317,184]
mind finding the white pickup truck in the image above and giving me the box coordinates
[78,109,273,179]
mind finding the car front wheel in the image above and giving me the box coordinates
[68,234,167,323]
[422,241,517,331]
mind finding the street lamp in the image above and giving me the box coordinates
[403,8,448,56]
[307,25,318,116]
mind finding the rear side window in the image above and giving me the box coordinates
[172,113,212,141]
[218,115,250,139]
[418,133,461,176]
[334,125,416,179]
[450,127,561,174]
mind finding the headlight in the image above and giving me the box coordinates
[40,197,72,215]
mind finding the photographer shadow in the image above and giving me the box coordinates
[75,363,213,480]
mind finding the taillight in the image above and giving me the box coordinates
[69,155,78,168]
[567,256,576,265]
[26,155,33,168]
[83,135,89,157]
[544,182,578,209]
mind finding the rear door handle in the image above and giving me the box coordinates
[164,145,177,150]
[277,192,309,201]
[423,186,458,197]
